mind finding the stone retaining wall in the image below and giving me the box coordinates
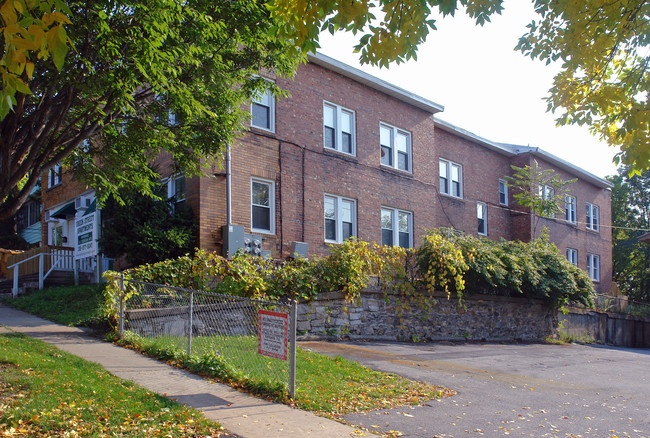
[297,289,556,342]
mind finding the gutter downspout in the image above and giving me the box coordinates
[226,143,232,225]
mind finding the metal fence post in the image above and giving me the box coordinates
[187,291,194,356]
[12,265,19,298]
[74,259,79,286]
[38,253,44,290]
[288,300,297,399]
[119,274,125,339]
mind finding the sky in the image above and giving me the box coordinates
[317,0,620,180]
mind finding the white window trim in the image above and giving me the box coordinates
[587,253,600,282]
[379,122,412,173]
[499,179,508,206]
[539,184,555,200]
[166,174,186,201]
[251,84,275,132]
[586,202,599,231]
[323,101,356,156]
[439,159,463,198]
[324,194,357,243]
[381,207,413,248]
[251,178,275,235]
[48,163,62,189]
[565,195,577,224]
[566,248,578,266]
[477,201,487,236]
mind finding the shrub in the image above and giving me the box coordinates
[104,229,594,313]
[428,228,594,308]
[416,231,468,300]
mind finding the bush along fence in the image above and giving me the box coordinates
[108,277,298,398]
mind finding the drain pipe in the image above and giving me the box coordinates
[226,143,232,225]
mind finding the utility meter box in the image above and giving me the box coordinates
[222,224,245,258]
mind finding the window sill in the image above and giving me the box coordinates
[46,183,62,191]
[439,192,464,202]
[250,125,276,134]
[323,149,358,163]
[251,229,276,237]
[379,165,413,178]
[324,239,352,245]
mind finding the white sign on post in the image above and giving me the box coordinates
[75,211,97,260]
[258,309,288,360]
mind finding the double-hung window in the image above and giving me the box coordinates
[324,102,355,155]
[565,196,577,223]
[439,159,462,198]
[539,184,554,200]
[538,184,555,217]
[48,163,62,189]
[499,179,508,205]
[16,201,41,233]
[251,179,275,234]
[380,123,411,172]
[168,175,186,208]
[324,195,356,243]
[587,253,600,281]
[251,86,275,132]
[477,202,487,235]
[566,248,578,265]
[381,207,412,248]
[586,203,599,231]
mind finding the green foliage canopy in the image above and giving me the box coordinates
[609,166,650,303]
[0,0,300,221]
[99,183,197,268]
[517,0,650,172]
[270,0,650,171]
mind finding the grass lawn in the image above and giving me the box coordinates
[2,285,107,328]
[0,332,230,437]
[3,285,453,418]
[124,332,451,416]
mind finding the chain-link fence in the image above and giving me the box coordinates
[116,278,297,397]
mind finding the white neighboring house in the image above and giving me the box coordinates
[44,191,110,275]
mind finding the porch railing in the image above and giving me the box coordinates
[7,246,74,279]
[7,246,74,298]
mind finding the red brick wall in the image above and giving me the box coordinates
[274,63,439,256]
[524,154,613,294]
[195,61,613,294]
[432,127,514,241]
[40,58,613,295]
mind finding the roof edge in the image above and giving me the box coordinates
[308,52,445,114]
[509,145,613,189]
[433,118,516,156]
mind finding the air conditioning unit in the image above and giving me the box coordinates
[290,241,309,259]
[75,196,92,210]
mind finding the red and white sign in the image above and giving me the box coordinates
[258,309,288,360]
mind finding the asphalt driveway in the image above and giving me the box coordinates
[300,341,650,437]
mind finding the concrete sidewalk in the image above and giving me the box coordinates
[0,304,363,438]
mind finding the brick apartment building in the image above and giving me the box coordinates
[39,52,613,294]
